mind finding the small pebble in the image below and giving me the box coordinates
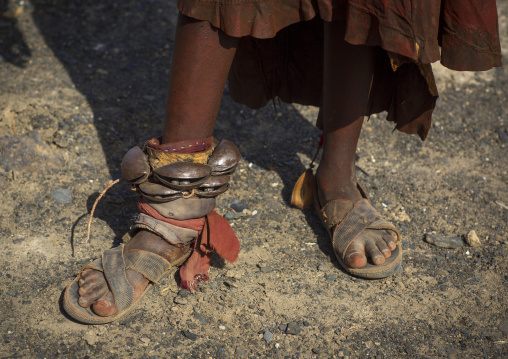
[174,297,188,305]
[52,188,72,204]
[424,234,463,249]
[230,199,248,212]
[312,347,326,354]
[465,230,481,246]
[260,266,271,274]
[182,330,197,341]
[263,330,274,343]
[499,318,508,335]
[178,289,190,298]
[338,349,351,358]
[286,322,301,335]
[325,274,339,281]
[318,263,332,272]
[193,312,208,325]
[224,212,243,220]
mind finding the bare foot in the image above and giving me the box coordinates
[315,165,398,268]
[77,230,190,316]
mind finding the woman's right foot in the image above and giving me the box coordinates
[77,230,190,316]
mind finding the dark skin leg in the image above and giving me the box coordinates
[78,14,238,316]
[316,20,397,268]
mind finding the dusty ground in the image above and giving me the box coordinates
[0,1,507,358]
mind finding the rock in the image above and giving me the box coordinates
[224,280,238,288]
[53,130,73,148]
[0,135,64,175]
[325,274,338,281]
[31,115,58,141]
[499,318,508,335]
[224,212,243,220]
[286,322,301,335]
[338,348,350,357]
[312,347,327,354]
[260,266,271,274]
[193,312,208,325]
[263,330,274,343]
[424,234,463,249]
[318,263,332,272]
[319,326,332,333]
[52,188,72,204]
[83,331,98,346]
[230,199,248,212]
[178,289,190,298]
[465,230,481,246]
[235,346,250,357]
[182,330,197,341]
[278,324,288,332]
[174,297,188,305]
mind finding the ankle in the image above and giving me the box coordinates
[315,166,361,204]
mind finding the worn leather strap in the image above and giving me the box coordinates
[101,245,135,314]
[132,213,198,244]
[144,197,216,220]
[124,249,171,284]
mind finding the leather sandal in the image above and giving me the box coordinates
[314,183,402,279]
[63,244,191,324]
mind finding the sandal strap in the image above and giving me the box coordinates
[81,258,103,273]
[133,213,198,245]
[124,249,171,284]
[331,199,381,259]
[321,200,354,229]
[102,245,135,314]
[368,217,401,241]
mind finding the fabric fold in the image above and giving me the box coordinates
[138,199,240,291]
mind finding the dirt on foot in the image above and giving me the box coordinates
[0,1,507,358]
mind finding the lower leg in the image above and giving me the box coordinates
[78,14,238,316]
[317,20,396,267]
[162,13,238,143]
[316,20,375,204]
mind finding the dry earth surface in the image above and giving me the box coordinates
[0,1,507,358]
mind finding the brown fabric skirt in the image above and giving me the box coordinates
[177,0,502,140]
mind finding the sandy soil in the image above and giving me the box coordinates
[0,1,507,358]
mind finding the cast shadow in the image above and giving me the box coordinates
[0,0,31,66]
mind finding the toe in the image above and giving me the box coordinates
[344,242,367,268]
[77,270,109,308]
[78,275,108,296]
[365,241,386,265]
[376,238,392,259]
[78,284,108,308]
[92,292,117,317]
[384,230,397,250]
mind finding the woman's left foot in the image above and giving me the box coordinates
[315,164,399,269]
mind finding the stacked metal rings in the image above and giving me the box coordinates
[120,139,241,220]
